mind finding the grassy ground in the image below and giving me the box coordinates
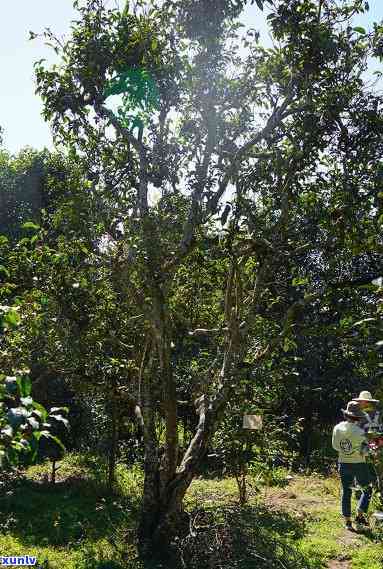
[261,474,383,569]
[0,454,382,568]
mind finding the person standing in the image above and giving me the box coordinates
[353,390,383,500]
[332,401,373,531]
[352,391,381,433]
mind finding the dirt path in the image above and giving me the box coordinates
[264,488,355,569]
[262,476,369,569]
[327,561,350,569]
[336,528,362,548]
[325,529,357,569]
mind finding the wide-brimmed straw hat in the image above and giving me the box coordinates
[342,401,366,419]
[353,390,379,403]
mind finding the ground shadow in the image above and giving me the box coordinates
[166,502,312,569]
[6,475,376,569]
[0,476,135,548]
[1,477,311,569]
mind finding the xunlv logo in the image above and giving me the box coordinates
[0,557,37,566]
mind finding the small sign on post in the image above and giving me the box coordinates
[243,414,263,430]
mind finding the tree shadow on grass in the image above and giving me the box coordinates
[73,502,312,569]
[169,502,313,569]
[0,477,136,548]
[0,476,327,569]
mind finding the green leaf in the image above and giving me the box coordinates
[30,435,40,461]
[41,432,66,452]
[0,265,10,277]
[32,401,48,421]
[50,406,69,414]
[17,375,32,398]
[22,221,40,231]
[353,27,366,34]
[292,277,308,287]
[6,446,18,466]
[27,417,40,430]
[353,318,376,327]
[1,426,13,438]
[50,414,69,428]
[2,308,21,328]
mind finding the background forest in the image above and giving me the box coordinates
[0,0,382,568]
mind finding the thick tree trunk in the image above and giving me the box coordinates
[138,340,240,560]
[137,344,182,559]
[138,349,161,555]
[137,261,244,561]
[157,339,178,490]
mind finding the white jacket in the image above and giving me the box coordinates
[332,420,368,463]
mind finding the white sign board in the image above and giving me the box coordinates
[243,414,263,430]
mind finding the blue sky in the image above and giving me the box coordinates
[0,1,382,154]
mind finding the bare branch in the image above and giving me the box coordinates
[188,328,225,336]
[96,104,149,214]
[207,94,296,215]
[178,107,217,258]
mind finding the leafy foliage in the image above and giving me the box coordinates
[104,68,160,131]
[0,370,67,468]
[0,253,68,468]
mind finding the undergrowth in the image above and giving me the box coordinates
[0,454,382,568]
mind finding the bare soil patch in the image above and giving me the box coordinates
[327,561,350,569]
[263,487,326,517]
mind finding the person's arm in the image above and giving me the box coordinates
[355,427,370,456]
[359,413,369,432]
[370,410,381,431]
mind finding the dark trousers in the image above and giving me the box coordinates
[338,462,373,517]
